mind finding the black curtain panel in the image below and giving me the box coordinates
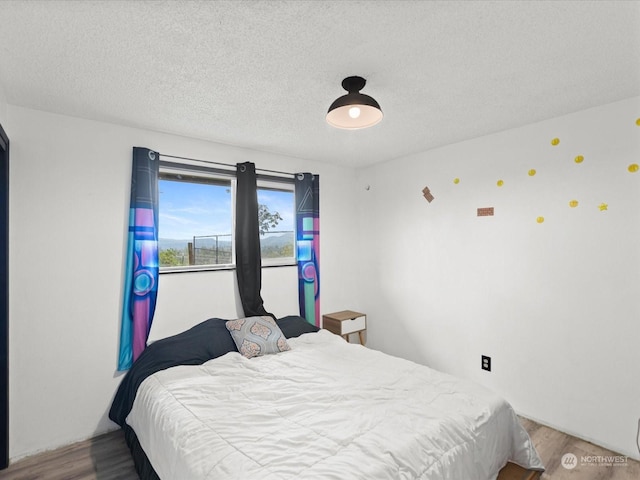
[235,162,272,318]
[0,123,9,470]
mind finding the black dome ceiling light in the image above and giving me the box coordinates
[326,76,383,130]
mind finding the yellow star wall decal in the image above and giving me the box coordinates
[441,126,637,223]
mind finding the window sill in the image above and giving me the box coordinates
[160,264,235,274]
[159,262,296,274]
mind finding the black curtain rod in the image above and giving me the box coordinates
[159,153,299,178]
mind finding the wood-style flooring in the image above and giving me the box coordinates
[0,417,638,479]
[520,417,640,479]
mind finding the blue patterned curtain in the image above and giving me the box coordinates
[295,173,320,326]
[118,147,159,371]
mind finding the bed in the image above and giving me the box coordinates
[109,315,544,479]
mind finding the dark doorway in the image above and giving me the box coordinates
[0,122,8,469]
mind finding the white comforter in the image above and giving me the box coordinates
[127,330,543,479]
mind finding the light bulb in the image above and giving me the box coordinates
[348,106,361,119]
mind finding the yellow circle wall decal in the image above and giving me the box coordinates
[569,200,578,208]
[574,155,584,164]
[497,179,504,187]
[636,118,640,126]
[528,169,536,176]
[453,177,460,184]
[536,216,545,223]
[551,138,560,146]
[628,163,639,173]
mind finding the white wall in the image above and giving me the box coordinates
[5,105,360,460]
[357,97,640,459]
[0,79,7,128]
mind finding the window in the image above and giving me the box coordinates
[158,162,295,272]
[257,182,295,266]
[159,168,234,271]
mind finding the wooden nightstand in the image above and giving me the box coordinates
[322,310,366,345]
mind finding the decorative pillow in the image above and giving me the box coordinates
[226,316,291,359]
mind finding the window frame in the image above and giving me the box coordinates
[257,179,297,268]
[158,159,296,274]
[158,160,236,273]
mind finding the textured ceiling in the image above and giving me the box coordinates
[0,0,639,168]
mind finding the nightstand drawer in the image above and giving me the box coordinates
[339,315,366,335]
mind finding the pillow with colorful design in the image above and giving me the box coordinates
[225,316,291,359]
